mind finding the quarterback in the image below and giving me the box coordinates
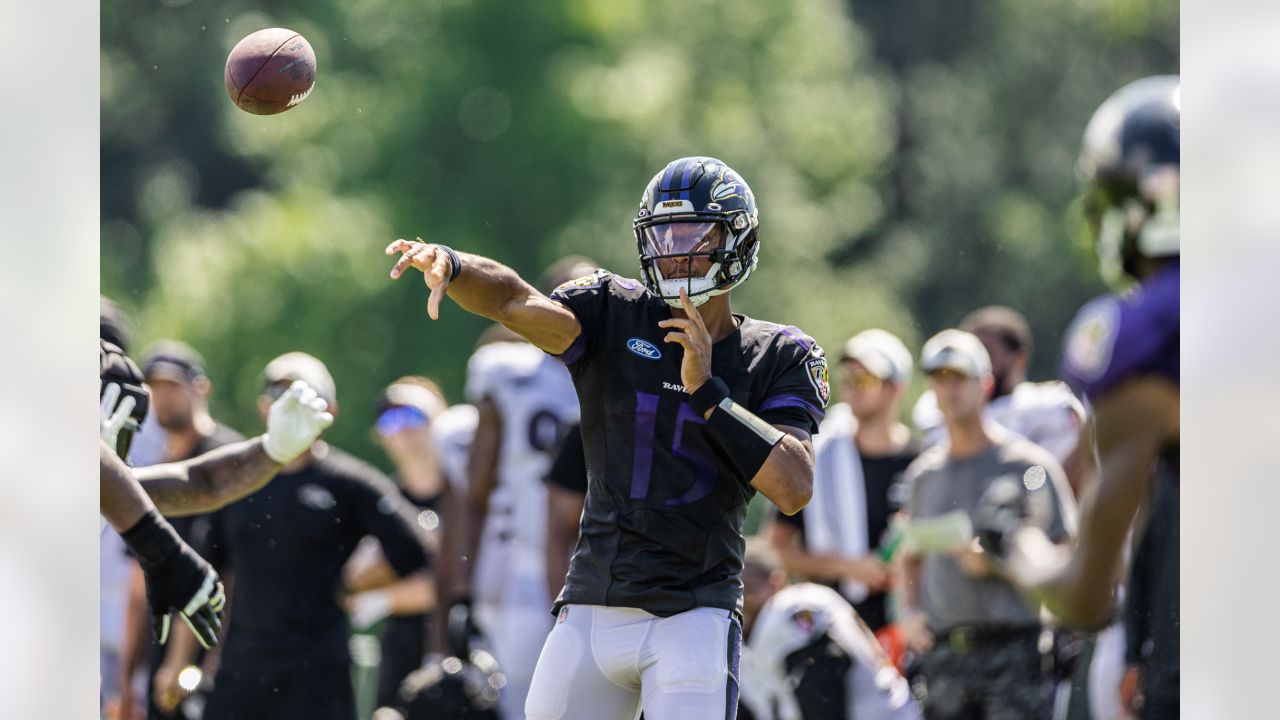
[387,156,827,719]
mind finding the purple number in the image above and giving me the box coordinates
[630,392,660,499]
[629,392,718,505]
[665,402,717,506]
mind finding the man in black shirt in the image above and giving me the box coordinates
[385,156,825,720]
[193,353,433,720]
[765,329,919,633]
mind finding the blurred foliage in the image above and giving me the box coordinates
[102,0,1176,468]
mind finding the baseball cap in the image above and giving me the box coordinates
[262,352,336,404]
[839,329,913,384]
[141,340,207,384]
[920,329,993,378]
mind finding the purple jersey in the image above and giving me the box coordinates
[1061,262,1179,401]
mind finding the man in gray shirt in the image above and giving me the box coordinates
[898,329,1074,720]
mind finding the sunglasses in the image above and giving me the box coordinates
[375,405,429,436]
[846,372,884,391]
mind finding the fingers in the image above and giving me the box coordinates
[385,238,416,256]
[389,242,432,280]
[677,288,707,331]
[663,331,693,349]
[209,581,227,614]
[101,383,121,417]
[181,609,219,650]
[425,248,451,320]
[110,395,137,427]
[152,612,171,645]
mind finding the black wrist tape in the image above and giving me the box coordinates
[689,377,730,416]
[437,244,463,282]
[704,398,786,487]
[120,509,182,571]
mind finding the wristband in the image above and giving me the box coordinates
[120,509,183,571]
[703,397,785,488]
[436,244,463,282]
[689,377,730,416]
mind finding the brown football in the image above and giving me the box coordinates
[224,28,316,115]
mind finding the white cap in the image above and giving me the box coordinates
[262,351,337,404]
[920,329,992,378]
[840,329,913,384]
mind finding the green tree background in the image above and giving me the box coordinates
[102,0,1177,469]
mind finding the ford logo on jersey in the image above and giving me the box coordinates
[626,337,662,360]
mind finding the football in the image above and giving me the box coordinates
[224,28,316,115]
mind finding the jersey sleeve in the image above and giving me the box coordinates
[348,465,431,577]
[546,270,612,371]
[1061,266,1179,401]
[545,423,588,494]
[754,327,829,435]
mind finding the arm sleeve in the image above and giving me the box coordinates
[350,467,431,577]
[544,423,588,494]
[546,270,611,371]
[1123,525,1157,665]
[755,329,829,434]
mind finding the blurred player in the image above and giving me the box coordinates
[996,76,1180,719]
[738,538,920,720]
[386,156,826,720]
[449,257,595,718]
[99,340,334,657]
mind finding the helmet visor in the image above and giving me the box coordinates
[640,221,726,258]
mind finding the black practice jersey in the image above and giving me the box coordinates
[193,444,430,666]
[549,271,828,616]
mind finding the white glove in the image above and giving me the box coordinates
[348,589,394,630]
[100,382,137,448]
[263,380,334,463]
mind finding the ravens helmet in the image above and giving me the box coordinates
[633,156,760,307]
[392,651,503,720]
[1078,75,1180,286]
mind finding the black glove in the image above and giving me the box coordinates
[972,476,1027,559]
[446,597,481,659]
[121,509,226,649]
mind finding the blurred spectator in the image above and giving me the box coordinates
[897,330,1074,720]
[738,537,920,720]
[448,257,593,718]
[765,329,919,633]
[182,352,432,720]
[344,376,472,709]
[912,306,1086,488]
[119,341,244,719]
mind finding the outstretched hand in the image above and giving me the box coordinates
[658,288,714,400]
[386,238,454,320]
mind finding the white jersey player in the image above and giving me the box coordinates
[463,337,580,718]
[741,539,920,720]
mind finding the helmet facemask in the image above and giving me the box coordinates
[635,209,758,307]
